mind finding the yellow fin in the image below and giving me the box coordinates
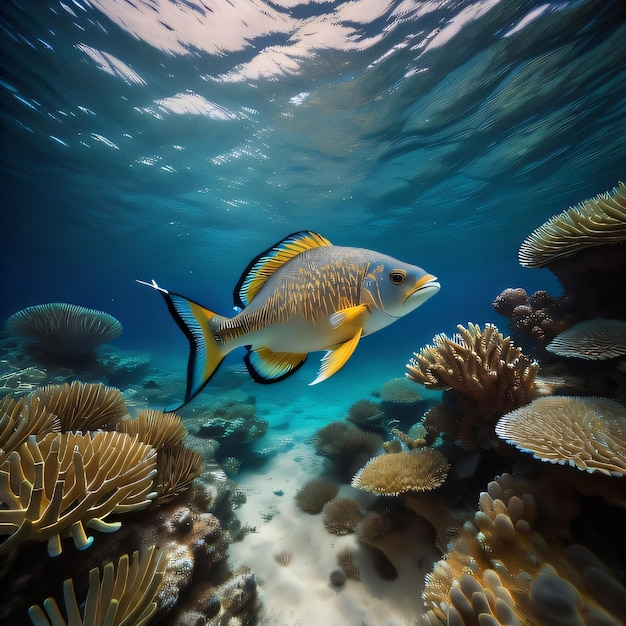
[235,231,332,307]
[329,304,370,329]
[309,328,363,385]
[245,347,307,382]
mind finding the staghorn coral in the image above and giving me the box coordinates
[0,431,157,558]
[295,478,339,514]
[5,303,122,357]
[27,546,165,626]
[0,395,59,466]
[322,497,362,535]
[546,319,626,360]
[352,449,449,496]
[406,323,538,447]
[422,473,626,626]
[30,381,128,432]
[117,408,187,449]
[519,181,626,268]
[496,396,626,477]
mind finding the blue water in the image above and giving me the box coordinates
[1,1,626,623]
[3,0,624,373]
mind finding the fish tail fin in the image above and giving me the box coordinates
[137,279,228,409]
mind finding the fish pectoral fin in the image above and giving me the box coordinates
[329,304,370,329]
[245,347,307,383]
[309,328,363,385]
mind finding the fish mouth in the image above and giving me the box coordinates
[402,274,440,305]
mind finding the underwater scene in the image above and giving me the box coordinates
[1,0,625,624]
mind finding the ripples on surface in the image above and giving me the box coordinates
[1,0,625,326]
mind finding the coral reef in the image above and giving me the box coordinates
[194,393,268,466]
[28,546,165,626]
[352,448,450,495]
[0,431,157,558]
[518,181,626,268]
[5,303,122,358]
[517,182,626,320]
[406,322,538,448]
[295,478,339,514]
[493,287,576,345]
[496,396,626,477]
[322,497,362,535]
[422,473,626,625]
[31,381,127,432]
[313,420,382,480]
[546,319,626,359]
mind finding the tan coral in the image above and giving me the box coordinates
[0,395,58,466]
[546,319,626,360]
[28,546,165,626]
[322,497,362,535]
[295,478,339,514]
[423,473,626,626]
[352,449,449,496]
[117,408,187,449]
[518,181,626,268]
[406,323,538,446]
[5,302,122,356]
[155,443,204,504]
[31,381,128,432]
[495,396,626,477]
[0,431,157,557]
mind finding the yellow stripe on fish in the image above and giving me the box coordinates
[138,230,440,409]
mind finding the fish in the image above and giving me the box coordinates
[138,230,440,409]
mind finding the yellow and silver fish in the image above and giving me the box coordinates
[139,231,439,408]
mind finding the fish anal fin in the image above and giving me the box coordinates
[329,304,370,329]
[245,347,307,383]
[235,231,332,308]
[309,328,363,385]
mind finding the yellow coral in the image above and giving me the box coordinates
[352,449,449,495]
[0,431,157,557]
[117,408,187,450]
[28,546,165,626]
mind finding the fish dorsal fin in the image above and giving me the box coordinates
[309,328,363,385]
[234,231,332,308]
[245,347,307,383]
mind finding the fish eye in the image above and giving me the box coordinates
[389,270,406,285]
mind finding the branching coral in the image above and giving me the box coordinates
[27,546,165,626]
[352,449,449,496]
[31,381,128,432]
[406,323,538,447]
[5,303,122,357]
[422,473,626,625]
[0,431,157,557]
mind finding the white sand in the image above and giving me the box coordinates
[228,438,438,626]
